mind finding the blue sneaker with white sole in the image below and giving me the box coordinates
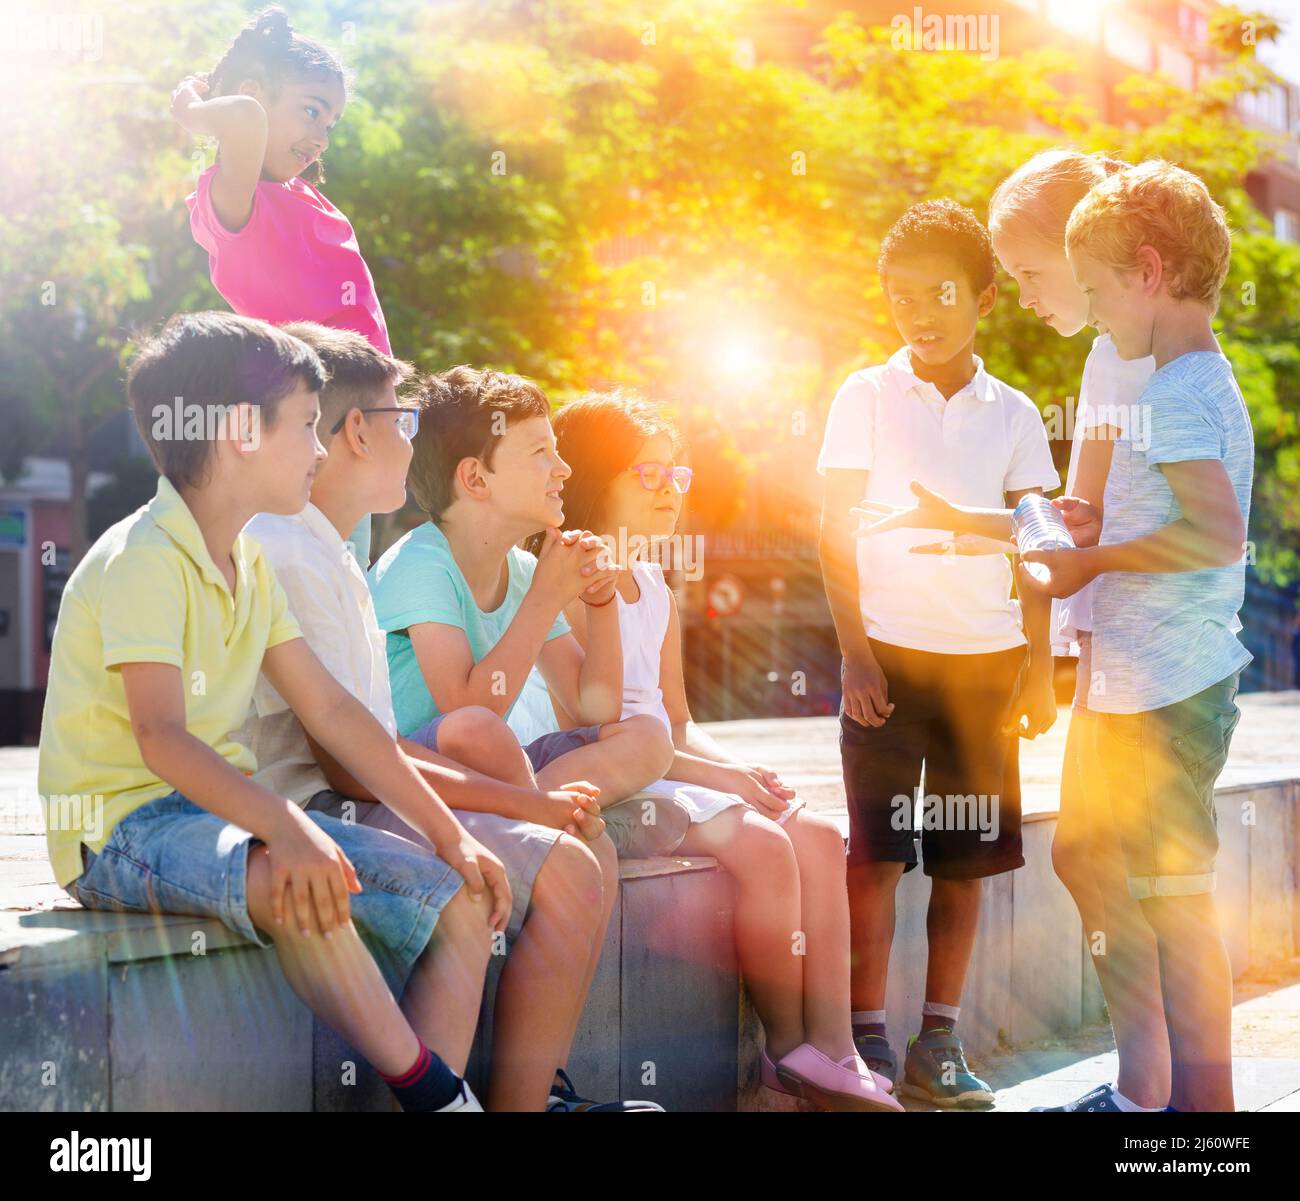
[1034,1081,1138,1112]
[546,1069,664,1112]
[1031,1083,1127,1113]
[899,1028,994,1109]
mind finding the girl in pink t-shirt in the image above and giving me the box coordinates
[173,7,389,354]
[172,6,390,562]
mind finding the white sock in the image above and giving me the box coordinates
[921,1000,961,1025]
[1110,1086,1163,1113]
[852,1009,887,1028]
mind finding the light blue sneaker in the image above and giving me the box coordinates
[899,1028,994,1109]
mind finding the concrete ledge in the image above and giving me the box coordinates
[2,722,1297,1111]
[0,856,738,1112]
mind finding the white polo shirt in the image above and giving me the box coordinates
[817,348,1060,654]
[235,503,398,806]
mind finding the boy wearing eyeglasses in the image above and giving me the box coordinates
[236,326,669,1111]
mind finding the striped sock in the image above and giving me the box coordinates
[378,1040,462,1112]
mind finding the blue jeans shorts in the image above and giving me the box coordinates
[66,791,463,998]
[408,712,602,773]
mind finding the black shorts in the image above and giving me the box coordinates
[839,638,1026,880]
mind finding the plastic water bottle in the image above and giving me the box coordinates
[1011,494,1075,585]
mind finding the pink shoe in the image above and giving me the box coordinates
[760,1049,799,1097]
[865,1061,895,1093]
[775,1044,905,1112]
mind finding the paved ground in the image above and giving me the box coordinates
[4,692,1298,1110]
[954,959,1300,1113]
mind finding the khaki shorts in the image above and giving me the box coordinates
[1093,672,1242,901]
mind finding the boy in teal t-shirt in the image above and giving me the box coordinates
[373,521,569,733]
[368,365,674,814]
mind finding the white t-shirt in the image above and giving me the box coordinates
[1052,334,1155,653]
[236,504,398,806]
[816,348,1060,654]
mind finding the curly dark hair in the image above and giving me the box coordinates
[877,198,995,293]
[203,7,347,186]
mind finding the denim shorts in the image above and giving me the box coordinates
[407,714,691,858]
[1092,672,1242,900]
[305,790,559,943]
[408,712,602,773]
[66,791,463,998]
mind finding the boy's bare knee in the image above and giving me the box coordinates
[736,816,798,881]
[847,859,905,895]
[438,705,510,758]
[1050,830,1092,892]
[436,881,497,954]
[536,832,605,912]
[246,844,344,946]
[610,713,674,777]
[792,810,846,863]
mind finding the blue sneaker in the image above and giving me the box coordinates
[899,1028,994,1109]
[546,1069,664,1112]
[853,1033,899,1089]
[1031,1083,1126,1113]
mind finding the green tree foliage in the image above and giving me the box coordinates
[1,0,1295,580]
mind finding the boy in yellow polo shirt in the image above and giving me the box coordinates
[38,311,509,1112]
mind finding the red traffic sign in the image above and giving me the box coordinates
[708,573,744,617]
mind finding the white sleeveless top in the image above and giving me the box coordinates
[613,559,752,828]
[615,560,673,732]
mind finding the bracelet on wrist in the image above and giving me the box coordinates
[581,591,616,608]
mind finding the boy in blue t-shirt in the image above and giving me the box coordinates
[368,365,674,828]
[1022,161,1254,1113]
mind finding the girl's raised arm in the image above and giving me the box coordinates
[171,76,268,233]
